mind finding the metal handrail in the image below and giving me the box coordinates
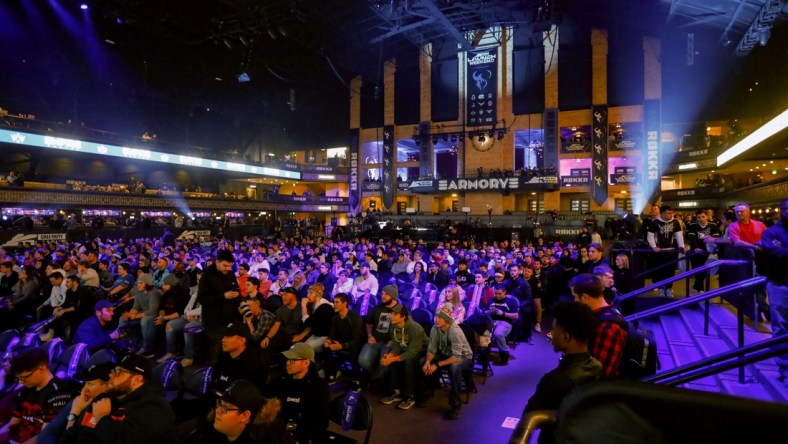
[643,334,788,385]
[507,410,557,444]
[617,259,752,302]
[631,250,708,279]
[624,276,766,323]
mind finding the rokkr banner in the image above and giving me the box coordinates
[348,129,360,215]
[643,100,662,205]
[0,129,300,180]
[466,47,498,126]
[591,105,608,205]
[382,126,395,209]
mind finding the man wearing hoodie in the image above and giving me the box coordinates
[380,305,428,410]
[293,283,335,353]
[270,343,330,444]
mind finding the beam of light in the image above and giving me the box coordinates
[717,108,788,166]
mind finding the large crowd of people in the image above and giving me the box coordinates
[0,197,784,443]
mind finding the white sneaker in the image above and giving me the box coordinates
[534,323,542,333]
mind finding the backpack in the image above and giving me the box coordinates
[597,307,660,380]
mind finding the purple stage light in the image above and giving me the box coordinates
[80,3,88,10]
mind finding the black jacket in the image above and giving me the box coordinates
[198,263,242,329]
[66,383,175,444]
[269,365,329,444]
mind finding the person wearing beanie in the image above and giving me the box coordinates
[358,285,400,385]
[292,283,335,353]
[421,304,473,419]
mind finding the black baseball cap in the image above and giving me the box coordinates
[74,362,113,382]
[118,353,151,379]
[222,322,250,340]
[217,379,264,415]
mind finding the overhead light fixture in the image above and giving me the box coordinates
[678,163,698,170]
[717,108,788,166]
[237,72,250,83]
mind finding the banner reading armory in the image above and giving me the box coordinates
[408,176,558,193]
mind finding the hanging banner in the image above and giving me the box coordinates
[382,125,395,209]
[418,121,432,178]
[643,99,662,206]
[466,47,498,126]
[591,105,608,205]
[348,129,360,215]
[543,108,558,170]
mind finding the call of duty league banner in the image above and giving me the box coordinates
[466,47,498,126]
[591,105,608,205]
[349,129,360,215]
[382,125,395,209]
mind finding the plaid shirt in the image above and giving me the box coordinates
[591,307,627,379]
[249,309,276,341]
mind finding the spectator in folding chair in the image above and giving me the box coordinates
[322,293,364,381]
[62,353,175,444]
[0,348,73,444]
[358,285,400,386]
[260,287,303,365]
[269,343,330,444]
[72,300,123,353]
[379,305,428,410]
[295,284,334,354]
[184,379,266,444]
[37,362,113,444]
[481,285,519,365]
[330,269,353,300]
[118,274,161,358]
[421,304,473,420]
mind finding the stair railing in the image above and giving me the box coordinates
[643,334,788,386]
[623,276,767,383]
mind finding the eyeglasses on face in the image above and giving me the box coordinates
[215,400,241,414]
[16,368,40,381]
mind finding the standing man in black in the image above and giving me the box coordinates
[686,209,720,294]
[646,205,685,298]
[198,249,241,365]
[508,264,532,343]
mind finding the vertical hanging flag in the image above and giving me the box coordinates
[466,48,498,126]
[591,105,608,205]
[543,108,558,170]
[349,129,360,215]
[418,121,432,178]
[382,125,395,209]
[643,99,662,206]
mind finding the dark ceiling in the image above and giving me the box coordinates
[0,0,785,156]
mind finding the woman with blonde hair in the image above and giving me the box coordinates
[613,253,633,295]
[440,287,466,324]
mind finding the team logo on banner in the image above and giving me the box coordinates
[591,105,608,205]
[382,126,395,209]
[466,48,498,126]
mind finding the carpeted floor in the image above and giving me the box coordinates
[326,330,559,444]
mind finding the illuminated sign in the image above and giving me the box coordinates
[0,129,301,180]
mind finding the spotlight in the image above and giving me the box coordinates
[80,3,88,10]
[237,72,250,83]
